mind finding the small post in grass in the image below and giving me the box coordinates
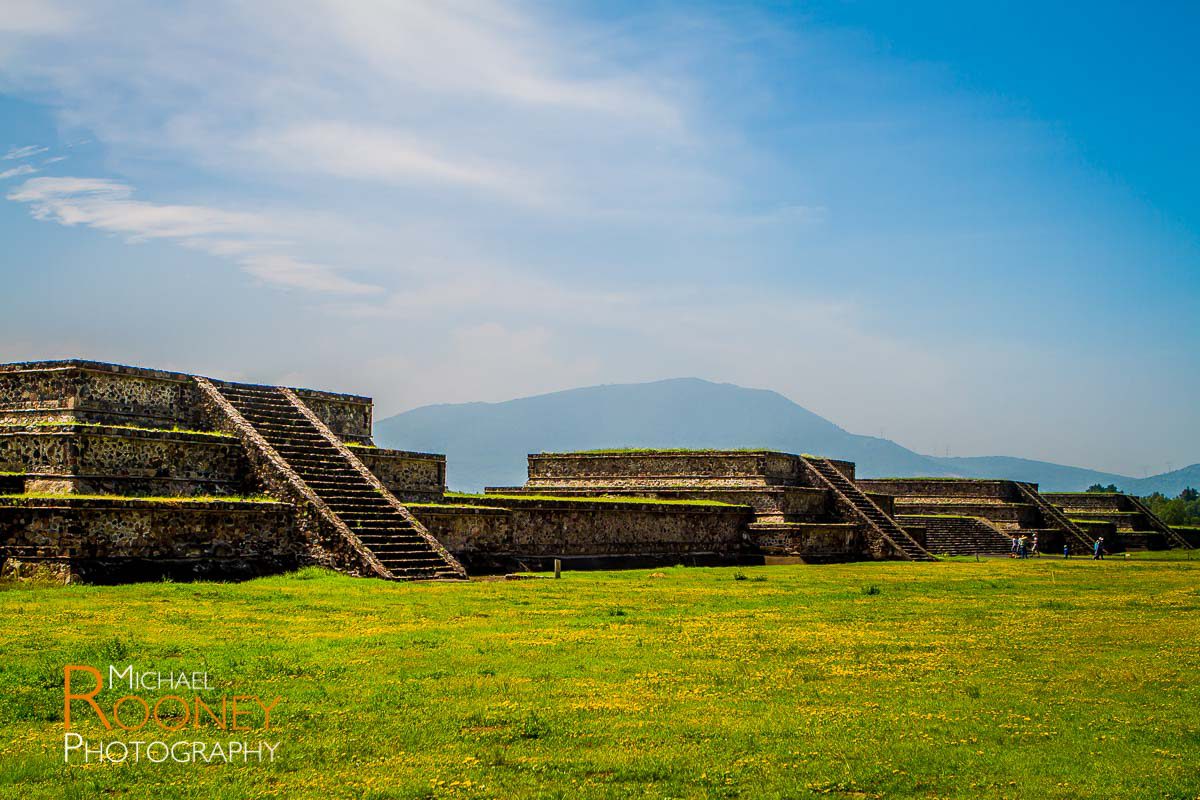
[554,559,562,579]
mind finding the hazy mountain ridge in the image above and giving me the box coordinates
[374,378,1194,494]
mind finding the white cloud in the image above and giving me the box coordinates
[240,254,379,295]
[250,122,539,202]
[8,176,378,295]
[0,164,37,180]
[9,177,264,239]
[3,145,49,160]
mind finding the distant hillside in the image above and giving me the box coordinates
[1118,464,1200,497]
[374,377,1194,495]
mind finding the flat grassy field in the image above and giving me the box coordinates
[2,554,1198,799]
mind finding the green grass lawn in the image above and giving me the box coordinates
[2,555,1199,799]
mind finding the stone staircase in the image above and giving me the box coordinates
[1125,495,1192,549]
[898,515,1012,556]
[204,381,464,581]
[1014,483,1094,553]
[801,457,936,561]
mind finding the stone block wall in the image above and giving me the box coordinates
[0,361,375,444]
[409,504,512,569]
[1073,519,1118,541]
[0,361,206,429]
[526,451,833,487]
[429,495,753,570]
[483,485,831,521]
[355,446,445,502]
[0,497,299,582]
[293,388,373,444]
[1042,492,1131,512]
[0,425,252,496]
[1044,492,1158,534]
[747,522,864,562]
[858,478,1030,502]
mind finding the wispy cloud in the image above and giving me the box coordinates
[248,122,540,202]
[8,176,379,294]
[0,164,37,180]
[3,145,49,160]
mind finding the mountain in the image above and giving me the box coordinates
[373,377,1195,495]
[1118,464,1200,497]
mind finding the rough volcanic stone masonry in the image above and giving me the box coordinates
[16,359,1175,582]
[483,450,934,562]
[1042,492,1191,550]
[858,478,1110,554]
[0,360,460,582]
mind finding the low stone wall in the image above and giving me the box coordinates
[431,495,753,571]
[527,451,840,486]
[1072,519,1118,540]
[0,361,205,429]
[1067,511,1149,532]
[294,389,372,444]
[0,361,375,444]
[0,424,251,496]
[409,504,512,572]
[356,446,445,502]
[859,478,1029,502]
[746,522,864,562]
[893,499,1040,528]
[0,497,300,582]
[1043,492,1132,512]
[484,485,830,521]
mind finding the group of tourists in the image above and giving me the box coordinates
[1011,535,1107,559]
[1009,534,1040,558]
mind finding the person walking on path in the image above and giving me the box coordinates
[1018,536,1028,559]
[1093,537,1104,560]
[1011,537,1019,558]
[1063,543,1070,558]
[1031,534,1040,558]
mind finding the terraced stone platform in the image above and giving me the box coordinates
[896,515,1013,556]
[488,450,933,562]
[0,360,463,582]
[859,478,1097,555]
[1043,492,1191,550]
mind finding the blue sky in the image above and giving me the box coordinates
[1,1,1197,476]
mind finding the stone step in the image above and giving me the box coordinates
[342,514,411,525]
[324,503,395,515]
[305,479,371,490]
[349,521,419,532]
[255,426,326,438]
[342,516,413,528]
[249,417,319,429]
[328,505,398,517]
[314,488,384,499]
[374,551,446,563]
[382,559,450,571]
[212,381,461,581]
[218,386,286,398]
[273,450,345,464]
[355,533,424,544]
[270,448,343,461]
[228,401,299,416]
[269,440,339,452]
[318,489,389,500]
